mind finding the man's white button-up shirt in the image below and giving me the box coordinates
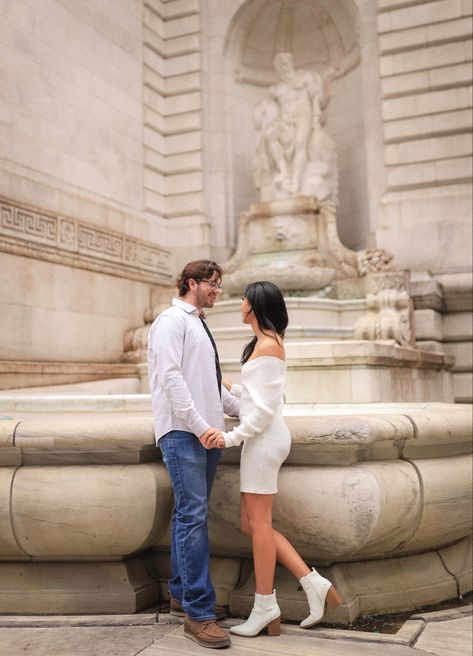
[148,298,240,442]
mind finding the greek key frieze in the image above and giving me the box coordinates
[78,226,123,259]
[0,197,171,283]
[1,203,57,243]
[138,243,167,269]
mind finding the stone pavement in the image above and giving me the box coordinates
[0,606,471,656]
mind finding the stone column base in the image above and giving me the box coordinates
[229,536,472,625]
[0,557,160,614]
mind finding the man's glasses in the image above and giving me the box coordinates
[198,278,224,291]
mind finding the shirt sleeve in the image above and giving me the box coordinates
[223,359,284,448]
[222,385,240,418]
[229,384,243,398]
[150,313,209,438]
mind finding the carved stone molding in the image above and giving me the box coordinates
[0,197,172,285]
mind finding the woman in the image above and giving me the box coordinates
[211,281,342,637]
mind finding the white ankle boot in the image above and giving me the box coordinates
[299,568,342,628]
[230,590,281,637]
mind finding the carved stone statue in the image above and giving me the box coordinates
[253,52,339,203]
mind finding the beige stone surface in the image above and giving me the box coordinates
[414,616,472,656]
[0,559,161,614]
[9,463,171,558]
[205,458,472,563]
[0,252,160,366]
[0,395,471,616]
[0,607,471,656]
[400,456,472,554]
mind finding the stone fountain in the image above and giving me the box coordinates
[0,53,470,624]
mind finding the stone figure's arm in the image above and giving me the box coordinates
[149,315,209,438]
[306,71,324,122]
[222,359,284,447]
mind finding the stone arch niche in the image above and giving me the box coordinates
[216,0,369,254]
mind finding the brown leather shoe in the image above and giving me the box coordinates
[170,597,227,620]
[184,616,230,649]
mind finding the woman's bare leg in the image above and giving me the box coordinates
[240,494,310,582]
[273,529,310,579]
[242,492,276,595]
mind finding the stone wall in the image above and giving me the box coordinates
[0,1,174,372]
[142,0,211,264]
[376,0,472,273]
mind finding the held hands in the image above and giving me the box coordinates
[200,427,225,449]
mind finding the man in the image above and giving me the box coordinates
[148,259,239,650]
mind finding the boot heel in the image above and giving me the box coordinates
[326,585,343,609]
[266,617,281,636]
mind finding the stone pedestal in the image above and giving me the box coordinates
[1,395,469,620]
[224,197,369,296]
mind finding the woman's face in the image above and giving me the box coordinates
[240,296,253,324]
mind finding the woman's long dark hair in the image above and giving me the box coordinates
[241,281,289,364]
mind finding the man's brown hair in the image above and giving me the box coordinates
[177,259,223,296]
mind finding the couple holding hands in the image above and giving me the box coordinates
[148,259,341,650]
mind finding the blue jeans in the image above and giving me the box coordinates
[159,430,221,621]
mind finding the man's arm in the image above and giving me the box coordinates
[150,314,209,438]
[222,385,240,418]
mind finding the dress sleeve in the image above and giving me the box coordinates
[223,359,284,448]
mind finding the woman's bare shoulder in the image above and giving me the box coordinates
[253,336,285,361]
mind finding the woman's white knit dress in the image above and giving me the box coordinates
[223,356,291,494]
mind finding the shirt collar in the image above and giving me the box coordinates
[172,297,200,315]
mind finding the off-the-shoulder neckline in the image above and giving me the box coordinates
[243,355,286,367]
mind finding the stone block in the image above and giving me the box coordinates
[164,91,201,115]
[8,464,172,558]
[207,461,424,561]
[164,171,202,195]
[400,455,472,554]
[383,86,472,120]
[439,535,473,594]
[164,52,200,78]
[402,409,473,458]
[165,71,201,95]
[388,134,472,166]
[379,0,464,34]
[14,416,156,462]
[414,309,444,340]
[436,156,472,183]
[0,468,25,558]
[0,558,160,614]
[384,109,472,142]
[164,191,203,216]
[165,111,201,135]
[444,342,473,371]
[453,371,473,402]
[443,311,473,341]
[436,272,473,311]
[381,41,469,78]
[387,161,436,189]
[164,130,201,154]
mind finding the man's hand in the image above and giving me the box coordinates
[200,427,224,449]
